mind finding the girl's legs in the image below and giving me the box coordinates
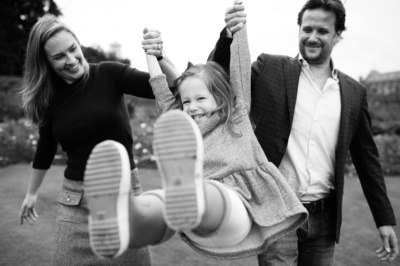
[84,140,174,259]
[193,181,225,236]
[186,180,252,248]
[84,110,252,259]
[153,110,252,248]
[127,190,174,247]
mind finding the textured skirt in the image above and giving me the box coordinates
[51,169,151,266]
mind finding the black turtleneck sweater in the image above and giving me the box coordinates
[32,62,155,181]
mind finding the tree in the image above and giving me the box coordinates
[81,46,131,66]
[0,0,62,75]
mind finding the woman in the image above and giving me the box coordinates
[18,14,179,265]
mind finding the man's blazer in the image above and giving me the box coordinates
[250,54,395,242]
[211,36,396,243]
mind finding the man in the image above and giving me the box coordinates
[210,0,398,265]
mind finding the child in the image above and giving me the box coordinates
[84,24,308,260]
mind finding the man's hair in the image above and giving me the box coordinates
[297,0,346,33]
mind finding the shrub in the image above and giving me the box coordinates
[375,134,400,175]
[130,117,157,169]
[0,119,38,166]
[345,134,400,177]
[0,76,25,122]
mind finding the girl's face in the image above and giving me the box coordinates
[44,30,87,84]
[179,77,217,125]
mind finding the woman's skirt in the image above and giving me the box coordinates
[51,169,152,265]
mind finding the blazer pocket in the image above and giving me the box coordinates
[57,191,86,223]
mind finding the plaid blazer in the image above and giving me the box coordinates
[211,36,396,243]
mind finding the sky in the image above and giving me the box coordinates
[54,0,400,80]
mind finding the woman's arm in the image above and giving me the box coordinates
[19,168,48,225]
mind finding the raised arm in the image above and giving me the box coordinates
[143,28,179,114]
[208,0,246,71]
[230,23,251,110]
[142,28,179,86]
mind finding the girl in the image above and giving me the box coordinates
[84,24,307,260]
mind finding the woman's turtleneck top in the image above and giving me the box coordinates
[32,62,155,181]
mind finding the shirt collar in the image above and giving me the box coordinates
[298,53,338,79]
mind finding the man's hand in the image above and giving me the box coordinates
[376,225,398,263]
[225,0,247,37]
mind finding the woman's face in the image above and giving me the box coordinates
[44,30,87,84]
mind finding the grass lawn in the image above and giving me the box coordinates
[1,164,399,266]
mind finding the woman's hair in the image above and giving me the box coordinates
[19,14,87,126]
[174,61,237,132]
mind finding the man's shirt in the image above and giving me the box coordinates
[279,55,341,202]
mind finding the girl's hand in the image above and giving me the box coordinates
[225,0,247,37]
[19,193,39,225]
[142,27,163,58]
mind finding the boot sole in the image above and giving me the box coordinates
[153,110,205,232]
[84,140,130,258]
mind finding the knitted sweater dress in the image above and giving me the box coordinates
[149,26,308,259]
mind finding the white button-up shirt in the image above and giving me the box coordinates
[278,56,341,202]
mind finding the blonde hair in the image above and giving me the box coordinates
[175,61,238,133]
[19,15,88,126]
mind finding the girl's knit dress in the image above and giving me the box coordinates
[149,26,308,259]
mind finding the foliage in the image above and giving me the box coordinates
[0,119,38,166]
[1,75,399,174]
[0,0,62,75]
[345,134,400,177]
[0,0,131,75]
[0,76,25,122]
[130,118,157,168]
[0,116,159,168]
[375,134,400,175]
[81,46,131,65]
[0,82,158,167]
[128,96,158,168]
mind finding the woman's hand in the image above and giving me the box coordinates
[19,193,39,225]
[225,0,247,37]
[142,28,163,59]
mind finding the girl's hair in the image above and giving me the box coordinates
[175,61,237,132]
[19,14,88,126]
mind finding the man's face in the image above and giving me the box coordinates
[298,8,341,66]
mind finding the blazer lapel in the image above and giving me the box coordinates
[337,72,353,149]
[335,72,353,187]
[283,55,301,125]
